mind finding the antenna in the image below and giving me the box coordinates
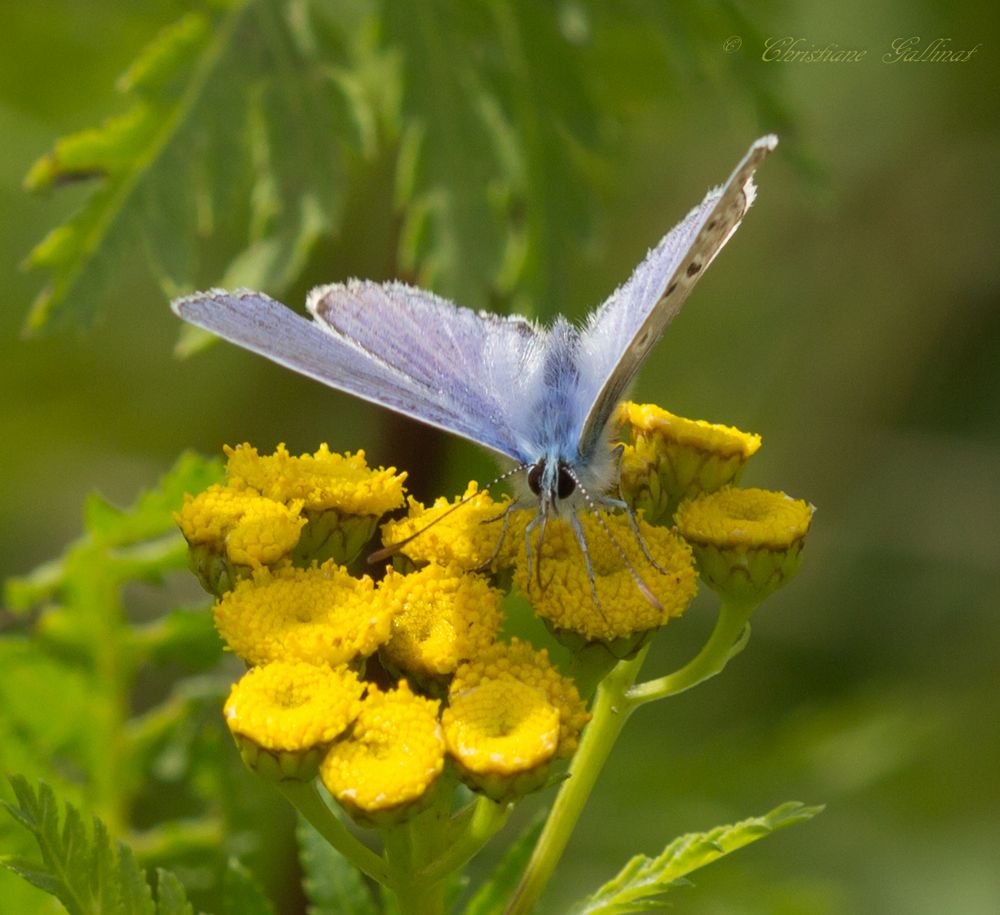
[367,463,529,564]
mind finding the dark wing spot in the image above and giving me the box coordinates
[706,218,718,231]
[665,281,677,296]
[686,260,702,277]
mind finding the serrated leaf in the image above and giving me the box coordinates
[1,776,194,915]
[21,0,353,333]
[21,6,226,331]
[464,813,545,915]
[571,802,824,915]
[83,451,223,547]
[6,452,222,614]
[384,1,515,310]
[297,815,377,915]
[155,868,195,915]
[222,857,276,915]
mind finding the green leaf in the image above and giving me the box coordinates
[21,0,354,333]
[155,869,195,915]
[297,815,378,915]
[464,813,545,915]
[21,8,231,331]
[1,776,194,914]
[83,450,223,547]
[6,451,221,613]
[383,1,518,310]
[571,802,824,915]
[222,857,276,915]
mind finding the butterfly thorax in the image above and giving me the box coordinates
[510,318,619,513]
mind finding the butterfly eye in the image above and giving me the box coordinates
[556,464,576,501]
[527,461,545,497]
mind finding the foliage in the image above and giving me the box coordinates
[20,0,788,336]
[571,802,824,914]
[1,453,241,909]
[1,777,195,915]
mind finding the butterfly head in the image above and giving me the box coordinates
[526,457,576,514]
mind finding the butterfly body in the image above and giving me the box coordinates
[173,136,777,542]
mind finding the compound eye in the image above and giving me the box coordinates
[527,461,545,496]
[556,464,576,500]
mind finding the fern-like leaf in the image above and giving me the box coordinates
[0,776,192,914]
[571,802,824,914]
[21,0,354,334]
[297,816,378,915]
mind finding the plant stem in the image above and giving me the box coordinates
[504,596,759,912]
[420,794,510,883]
[382,801,450,915]
[503,647,649,915]
[278,780,390,885]
[626,597,757,706]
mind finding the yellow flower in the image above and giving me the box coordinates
[617,403,761,523]
[225,443,406,516]
[320,681,444,826]
[225,444,407,566]
[224,661,364,781]
[224,497,307,568]
[176,484,253,545]
[443,678,561,801]
[378,563,504,681]
[380,482,528,570]
[512,512,697,644]
[175,486,306,593]
[449,639,589,760]
[675,487,813,603]
[213,561,388,667]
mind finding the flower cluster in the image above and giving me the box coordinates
[179,404,811,823]
[176,444,407,594]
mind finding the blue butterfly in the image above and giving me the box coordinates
[173,136,776,597]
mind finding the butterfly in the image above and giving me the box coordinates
[173,135,777,599]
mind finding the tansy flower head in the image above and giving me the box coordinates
[225,443,406,516]
[213,561,388,667]
[378,562,504,683]
[443,678,562,801]
[676,487,813,604]
[617,403,761,524]
[380,482,528,571]
[224,661,364,781]
[320,680,444,826]
[449,639,589,760]
[176,486,306,593]
[512,512,697,645]
[225,444,407,566]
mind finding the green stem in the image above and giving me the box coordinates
[420,794,510,883]
[504,648,649,915]
[626,597,758,706]
[277,781,389,885]
[381,803,449,915]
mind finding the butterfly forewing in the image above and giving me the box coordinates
[172,288,533,460]
[575,135,778,458]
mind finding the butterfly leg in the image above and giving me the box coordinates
[599,493,669,576]
[570,510,612,619]
[473,501,520,573]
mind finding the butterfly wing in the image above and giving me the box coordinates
[172,286,542,461]
[576,135,777,457]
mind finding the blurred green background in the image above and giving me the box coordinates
[2,0,998,912]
